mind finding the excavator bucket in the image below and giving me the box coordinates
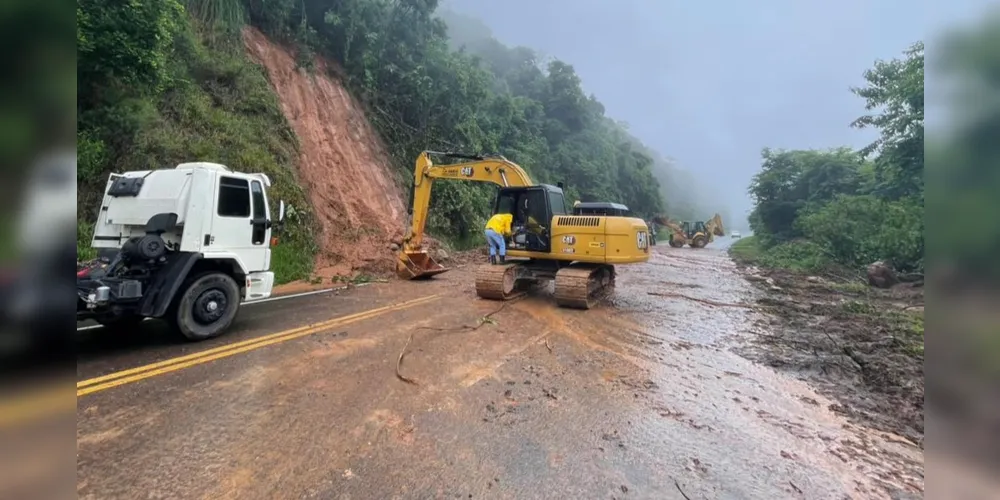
[396,250,448,280]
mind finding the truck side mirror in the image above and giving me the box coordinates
[278,200,286,223]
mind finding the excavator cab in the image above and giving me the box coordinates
[493,185,566,254]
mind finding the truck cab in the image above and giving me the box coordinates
[77,162,286,340]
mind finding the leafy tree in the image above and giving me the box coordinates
[747,148,865,243]
[745,41,925,273]
[246,0,674,237]
[75,0,699,281]
[851,42,924,201]
[797,195,923,271]
[77,0,186,108]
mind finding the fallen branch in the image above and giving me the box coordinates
[674,479,692,500]
[647,291,754,309]
[395,332,418,385]
[789,481,802,494]
[395,299,519,385]
[544,339,553,353]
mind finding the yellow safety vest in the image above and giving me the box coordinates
[485,213,513,236]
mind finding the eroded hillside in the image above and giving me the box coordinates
[243,28,406,278]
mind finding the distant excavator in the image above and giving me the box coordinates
[653,214,725,248]
[397,151,652,309]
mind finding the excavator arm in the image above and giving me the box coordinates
[652,215,686,244]
[705,213,725,238]
[398,151,535,279]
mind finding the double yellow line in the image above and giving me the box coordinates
[76,294,440,397]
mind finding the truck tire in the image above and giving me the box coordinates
[170,272,240,341]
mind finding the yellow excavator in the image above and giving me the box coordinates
[655,214,725,248]
[396,151,652,309]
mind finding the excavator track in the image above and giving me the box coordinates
[553,264,616,309]
[475,263,528,301]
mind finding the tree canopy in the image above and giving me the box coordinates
[78,0,722,275]
[246,0,677,236]
[747,42,925,274]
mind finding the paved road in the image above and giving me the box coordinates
[76,249,921,499]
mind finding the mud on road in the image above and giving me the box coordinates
[77,246,924,499]
[734,264,925,446]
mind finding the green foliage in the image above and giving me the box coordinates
[748,147,867,244]
[77,0,186,107]
[796,195,923,272]
[746,43,925,275]
[730,235,832,272]
[755,240,834,273]
[851,42,924,201]
[77,3,316,284]
[249,0,669,242]
[728,235,763,263]
[926,14,1000,281]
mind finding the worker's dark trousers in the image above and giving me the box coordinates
[484,229,506,257]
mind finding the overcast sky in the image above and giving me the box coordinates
[446,0,986,222]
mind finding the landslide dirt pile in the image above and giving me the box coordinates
[243,28,406,278]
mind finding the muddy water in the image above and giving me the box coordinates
[586,245,925,499]
[76,246,923,500]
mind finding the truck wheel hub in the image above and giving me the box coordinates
[193,289,227,324]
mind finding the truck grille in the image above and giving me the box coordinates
[556,216,600,227]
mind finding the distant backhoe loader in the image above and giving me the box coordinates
[654,214,725,248]
[397,151,652,309]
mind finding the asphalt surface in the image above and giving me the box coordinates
[76,241,922,499]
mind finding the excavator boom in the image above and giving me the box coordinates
[398,151,535,279]
[706,213,725,238]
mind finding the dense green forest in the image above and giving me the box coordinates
[77,0,708,282]
[734,42,925,275]
[77,0,318,280]
[251,0,680,228]
[436,8,709,222]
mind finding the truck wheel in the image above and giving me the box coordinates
[170,272,240,341]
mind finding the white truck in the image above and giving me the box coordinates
[77,162,286,340]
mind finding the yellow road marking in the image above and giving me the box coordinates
[76,294,440,397]
[0,383,75,429]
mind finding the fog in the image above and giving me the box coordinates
[445,0,983,228]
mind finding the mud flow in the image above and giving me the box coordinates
[244,28,406,278]
[77,245,924,500]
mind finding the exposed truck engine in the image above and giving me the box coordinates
[77,162,286,340]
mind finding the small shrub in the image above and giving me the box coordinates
[757,240,833,273]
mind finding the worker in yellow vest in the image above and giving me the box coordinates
[484,212,513,264]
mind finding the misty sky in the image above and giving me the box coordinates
[447,0,984,223]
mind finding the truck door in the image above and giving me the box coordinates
[248,179,272,271]
[210,175,269,272]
